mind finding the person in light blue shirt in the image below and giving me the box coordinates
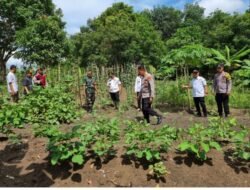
[183,70,208,117]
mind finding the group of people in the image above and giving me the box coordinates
[6,65,47,102]
[183,63,232,118]
[6,63,232,124]
[83,65,163,124]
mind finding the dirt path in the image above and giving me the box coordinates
[0,106,249,187]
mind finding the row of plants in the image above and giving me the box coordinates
[37,117,249,179]
[178,117,250,161]
[0,85,80,136]
[124,121,179,179]
[33,118,120,166]
[122,118,249,179]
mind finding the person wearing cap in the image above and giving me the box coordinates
[183,70,208,117]
[138,65,162,124]
[213,64,232,117]
[6,65,19,102]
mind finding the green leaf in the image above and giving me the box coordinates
[154,152,161,160]
[241,152,250,160]
[190,144,199,154]
[51,155,59,165]
[198,151,207,160]
[71,154,84,165]
[178,141,190,151]
[146,151,153,161]
[201,143,210,153]
[137,151,143,158]
[209,142,221,151]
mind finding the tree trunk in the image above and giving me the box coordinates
[0,59,7,83]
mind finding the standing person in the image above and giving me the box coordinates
[83,71,97,113]
[138,65,162,124]
[22,70,33,95]
[33,68,46,88]
[6,65,19,103]
[213,64,232,117]
[107,72,122,109]
[182,70,208,117]
[134,74,142,111]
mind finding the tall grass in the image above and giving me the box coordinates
[155,79,250,110]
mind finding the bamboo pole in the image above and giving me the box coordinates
[185,64,192,111]
[58,63,61,83]
[78,66,83,107]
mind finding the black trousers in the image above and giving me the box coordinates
[86,91,95,111]
[193,97,207,116]
[110,92,120,108]
[142,98,160,123]
[215,93,230,117]
[11,92,19,103]
[136,92,141,109]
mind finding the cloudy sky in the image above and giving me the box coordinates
[52,0,250,34]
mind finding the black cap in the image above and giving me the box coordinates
[217,63,224,68]
[10,65,16,70]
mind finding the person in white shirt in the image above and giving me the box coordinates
[107,72,122,109]
[134,74,142,111]
[183,70,208,117]
[7,65,19,103]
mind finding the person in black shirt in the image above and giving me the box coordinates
[23,70,33,95]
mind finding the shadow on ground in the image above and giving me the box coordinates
[224,149,250,174]
[173,151,214,167]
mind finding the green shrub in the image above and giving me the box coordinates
[178,124,221,161]
[47,118,120,165]
[125,121,178,162]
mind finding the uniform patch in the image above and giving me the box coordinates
[224,72,231,80]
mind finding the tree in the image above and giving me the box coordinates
[231,12,250,50]
[166,26,203,50]
[0,0,57,82]
[162,44,212,78]
[72,2,165,71]
[202,10,234,50]
[145,6,183,40]
[15,13,68,66]
[182,3,205,27]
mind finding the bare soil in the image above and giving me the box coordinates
[0,105,249,187]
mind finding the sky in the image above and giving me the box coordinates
[7,0,250,67]
[52,0,250,35]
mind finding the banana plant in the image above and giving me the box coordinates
[208,46,250,69]
[233,60,250,87]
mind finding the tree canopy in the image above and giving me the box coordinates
[0,0,66,81]
[0,0,249,85]
[71,3,165,69]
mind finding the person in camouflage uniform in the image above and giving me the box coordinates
[83,71,97,113]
